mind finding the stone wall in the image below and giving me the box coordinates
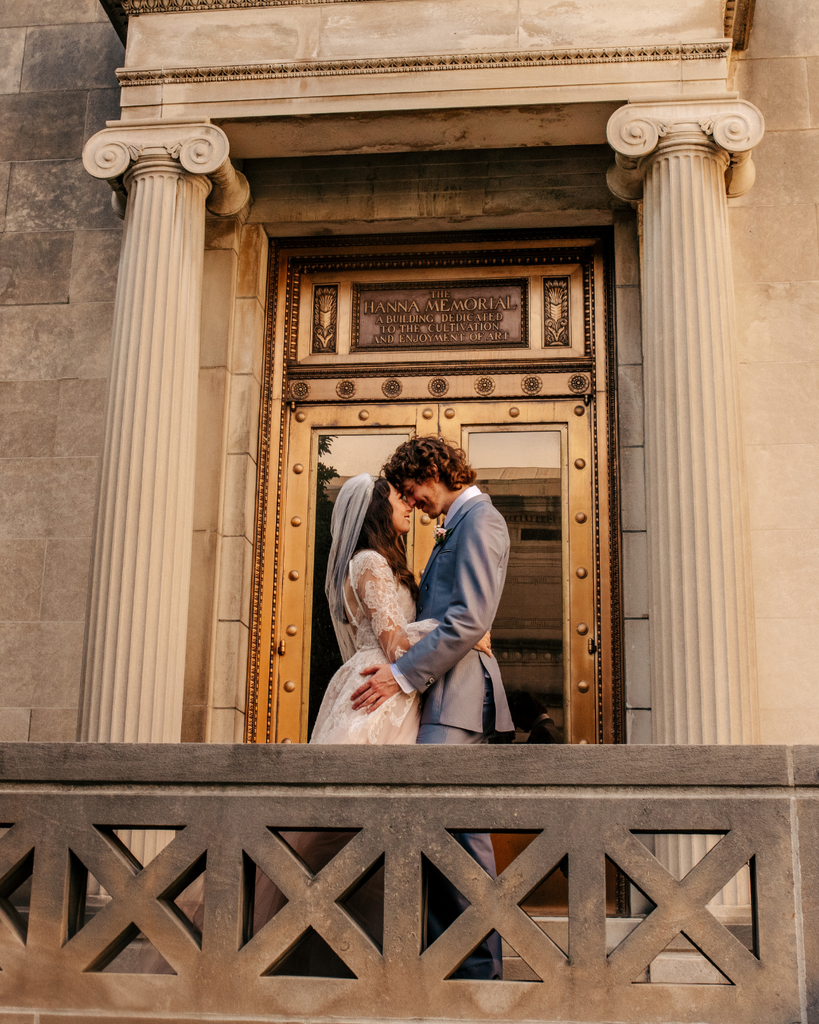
[731,0,819,743]
[184,217,268,743]
[613,212,651,745]
[0,0,123,742]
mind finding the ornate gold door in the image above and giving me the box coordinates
[252,396,606,746]
[246,229,622,746]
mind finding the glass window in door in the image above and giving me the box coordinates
[466,429,566,740]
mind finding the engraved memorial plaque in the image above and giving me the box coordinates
[352,278,527,351]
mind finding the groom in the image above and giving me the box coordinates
[351,435,513,979]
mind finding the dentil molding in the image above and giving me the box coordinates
[82,120,250,219]
[606,98,765,201]
[115,41,731,87]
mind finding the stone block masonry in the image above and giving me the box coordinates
[0,0,124,742]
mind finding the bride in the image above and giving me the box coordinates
[311,471,436,745]
[141,473,485,974]
[313,471,491,744]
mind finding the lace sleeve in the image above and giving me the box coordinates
[405,619,439,649]
[348,551,433,662]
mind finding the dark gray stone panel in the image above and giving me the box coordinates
[0,301,113,380]
[54,377,107,457]
[247,144,620,226]
[6,159,118,232]
[797,797,819,1020]
[69,229,122,303]
[0,160,8,232]
[0,90,86,160]
[40,538,92,622]
[20,22,123,93]
[0,457,98,540]
[0,621,83,707]
[0,380,60,457]
[0,26,25,94]
[0,161,9,232]
[84,86,122,144]
[28,707,80,742]
[0,232,73,305]
[0,539,45,621]
[0,0,105,28]
[793,744,819,785]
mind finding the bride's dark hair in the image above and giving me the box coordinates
[354,477,419,601]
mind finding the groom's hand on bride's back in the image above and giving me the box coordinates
[351,665,400,713]
[474,631,493,657]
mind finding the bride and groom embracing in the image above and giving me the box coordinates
[311,435,513,980]
[142,436,512,978]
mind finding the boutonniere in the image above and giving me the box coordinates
[434,525,452,547]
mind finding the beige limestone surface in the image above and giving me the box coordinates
[120,60,732,126]
[184,221,268,743]
[125,0,725,68]
[118,0,731,125]
[730,0,819,744]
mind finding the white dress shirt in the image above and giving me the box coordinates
[390,485,482,693]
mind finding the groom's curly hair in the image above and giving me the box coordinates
[383,436,477,491]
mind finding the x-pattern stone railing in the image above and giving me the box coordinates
[0,743,816,1024]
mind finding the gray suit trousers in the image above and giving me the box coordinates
[416,675,502,980]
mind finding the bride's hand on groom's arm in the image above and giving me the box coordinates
[351,665,400,713]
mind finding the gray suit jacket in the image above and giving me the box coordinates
[396,493,514,734]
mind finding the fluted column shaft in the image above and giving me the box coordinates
[642,133,754,747]
[80,122,249,745]
[608,100,765,750]
[80,158,209,743]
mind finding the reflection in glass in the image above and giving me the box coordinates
[307,432,411,736]
[468,430,564,742]
[470,429,570,916]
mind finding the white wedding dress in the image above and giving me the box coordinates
[311,549,437,745]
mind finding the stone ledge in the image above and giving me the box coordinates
[0,740,796,787]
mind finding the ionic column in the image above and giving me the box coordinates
[80,123,250,745]
[607,100,764,902]
[608,99,764,749]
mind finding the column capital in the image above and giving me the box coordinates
[83,119,250,219]
[606,98,765,201]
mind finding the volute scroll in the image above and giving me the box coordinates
[606,98,765,201]
[82,120,249,219]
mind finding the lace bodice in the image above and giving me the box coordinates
[309,550,437,745]
[344,549,420,659]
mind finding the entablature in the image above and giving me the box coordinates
[107,0,746,156]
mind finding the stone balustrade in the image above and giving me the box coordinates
[0,743,815,1022]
